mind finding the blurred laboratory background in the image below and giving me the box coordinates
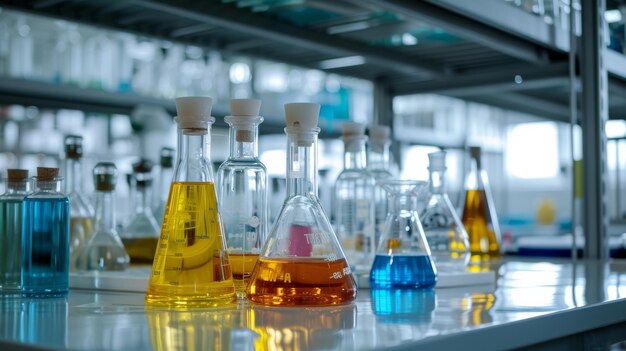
[0,0,624,258]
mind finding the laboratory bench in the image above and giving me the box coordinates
[2,259,626,351]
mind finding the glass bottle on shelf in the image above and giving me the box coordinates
[334,122,376,271]
[121,160,161,264]
[246,103,357,306]
[217,99,268,299]
[21,167,70,297]
[63,135,94,270]
[145,96,235,307]
[0,169,30,292]
[74,162,130,271]
[367,125,394,246]
[461,146,501,262]
[154,147,175,226]
[420,151,470,271]
[370,180,436,289]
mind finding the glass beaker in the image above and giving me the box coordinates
[461,146,501,262]
[370,180,436,289]
[217,99,268,299]
[63,135,94,270]
[22,168,70,297]
[145,96,235,307]
[0,169,30,292]
[246,103,357,306]
[334,122,376,271]
[74,162,130,271]
[121,160,161,264]
[420,151,470,271]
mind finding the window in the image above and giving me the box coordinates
[506,122,559,179]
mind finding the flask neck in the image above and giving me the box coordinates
[389,193,416,214]
[134,183,152,214]
[286,131,318,198]
[343,137,367,170]
[429,169,446,194]
[64,158,82,193]
[465,156,483,190]
[157,166,173,202]
[173,126,214,183]
[4,181,30,195]
[228,124,259,159]
[368,140,391,170]
[94,191,115,233]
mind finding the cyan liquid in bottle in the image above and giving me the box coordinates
[22,168,70,297]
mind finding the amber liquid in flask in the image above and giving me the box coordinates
[247,103,357,306]
[145,96,235,307]
[461,147,501,262]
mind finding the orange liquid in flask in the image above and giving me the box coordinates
[145,182,235,307]
[247,257,356,306]
[462,189,500,261]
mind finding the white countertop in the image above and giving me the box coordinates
[2,258,626,350]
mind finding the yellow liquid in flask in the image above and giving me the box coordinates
[145,182,236,307]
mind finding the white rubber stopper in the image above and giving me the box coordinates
[369,125,391,142]
[342,121,366,137]
[175,96,213,129]
[231,99,261,116]
[428,151,447,171]
[285,103,320,129]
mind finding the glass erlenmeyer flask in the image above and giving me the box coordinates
[145,96,235,307]
[74,162,130,271]
[121,160,161,264]
[370,180,436,289]
[334,122,376,271]
[217,99,268,299]
[154,147,175,226]
[247,103,357,306]
[367,125,394,248]
[420,151,469,271]
[461,146,501,262]
[0,169,30,292]
[64,135,94,271]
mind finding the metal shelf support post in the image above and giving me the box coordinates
[580,0,609,259]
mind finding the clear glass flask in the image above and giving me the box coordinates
[217,99,268,299]
[334,122,376,270]
[74,162,130,271]
[461,146,501,262]
[370,180,436,289]
[145,96,235,307]
[22,167,70,297]
[154,147,175,226]
[246,103,357,306]
[367,126,394,246]
[64,135,94,270]
[121,160,160,264]
[420,151,470,271]
[0,169,30,292]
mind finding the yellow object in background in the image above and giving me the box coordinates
[536,199,556,225]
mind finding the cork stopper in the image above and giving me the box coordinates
[342,122,366,138]
[93,162,117,192]
[369,125,391,143]
[132,159,153,189]
[7,169,28,182]
[160,147,175,168]
[284,103,320,147]
[428,151,447,172]
[37,167,59,181]
[469,146,482,168]
[175,96,214,133]
[64,135,83,160]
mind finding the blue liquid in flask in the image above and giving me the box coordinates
[22,198,70,297]
[370,254,436,289]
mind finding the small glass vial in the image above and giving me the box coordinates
[22,167,70,297]
[334,122,376,270]
[0,169,30,292]
[64,135,94,270]
[217,99,268,299]
[74,162,130,271]
[121,160,160,264]
[154,147,175,226]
